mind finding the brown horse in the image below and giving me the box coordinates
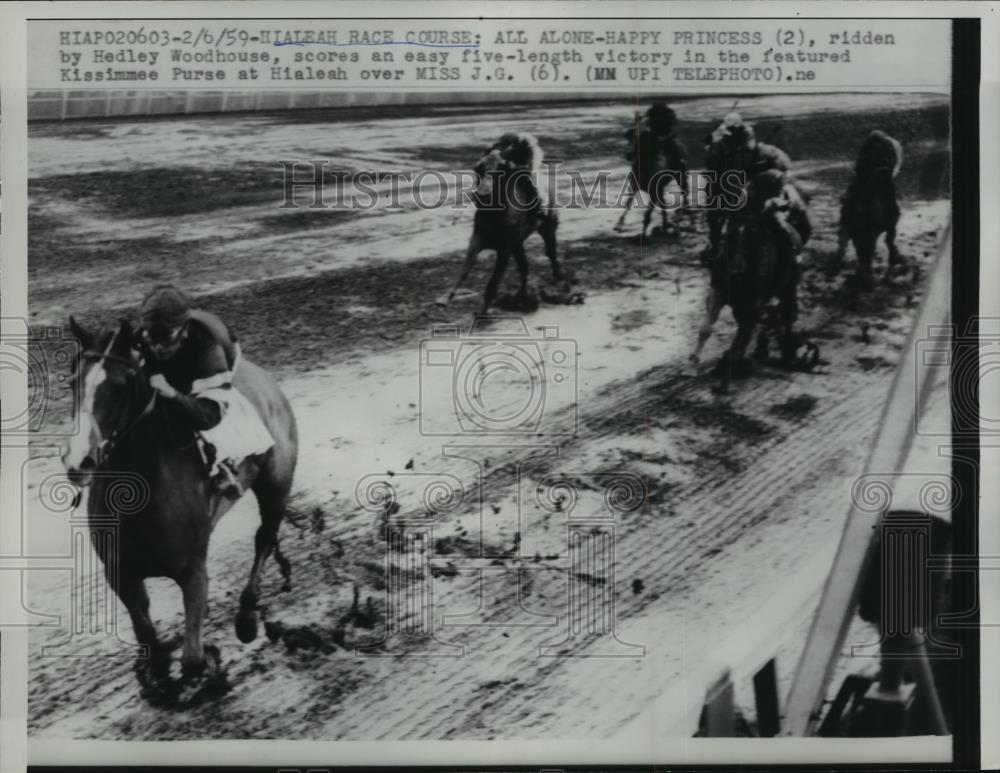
[441,138,561,315]
[61,317,298,701]
[690,171,815,390]
[614,121,688,239]
[836,130,904,289]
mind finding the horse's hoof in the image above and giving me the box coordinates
[138,678,179,707]
[181,644,222,682]
[235,611,259,643]
[176,645,229,706]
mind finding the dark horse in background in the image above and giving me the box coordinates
[62,317,298,703]
[614,110,689,239]
[690,169,816,390]
[836,129,905,290]
[441,132,561,315]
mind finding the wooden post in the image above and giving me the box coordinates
[703,672,736,736]
[753,658,781,736]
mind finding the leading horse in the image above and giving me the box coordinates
[690,170,814,390]
[61,317,298,701]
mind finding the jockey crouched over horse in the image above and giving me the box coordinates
[836,129,906,289]
[441,131,562,315]
[61,284,299,703]
[691,117,819,389]
[615,102,689,239]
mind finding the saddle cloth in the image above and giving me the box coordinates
[191,346,274,466]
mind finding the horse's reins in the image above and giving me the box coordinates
[81,332,158,467]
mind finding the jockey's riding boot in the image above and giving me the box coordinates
[212,459,243,499]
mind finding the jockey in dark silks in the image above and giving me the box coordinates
[706,118,808,265]
[624,103,688,190]
[479,132,546,212]
[838,129,903,252]
[137,284,269,497]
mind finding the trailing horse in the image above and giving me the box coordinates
[61,317,298,703]
[614,115,688,239]
[836,129,905,289]
[442,133,561,315]
[690,170,816,390]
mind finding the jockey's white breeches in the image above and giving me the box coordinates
[191,345,274,463]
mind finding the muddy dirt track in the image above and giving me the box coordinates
[26,93,951,741]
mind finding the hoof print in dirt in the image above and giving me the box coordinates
[265,620,337,655]
[540,285,585,305]
[339,585,380,630]
[494,291,540,313]
[175,672,232,710]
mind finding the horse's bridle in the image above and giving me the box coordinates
[80,349,157,467]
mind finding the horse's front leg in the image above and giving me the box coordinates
[481,248,511,315]
[641,199,655,239]
[852,234,876,290]
[439,231,482,307]
[885,203,904,268]
[615,185,636,232]
[116,571,172,694]
[539,211,562,281]
[690,284,722,370]
[180,560,218,681]
[727,311,758,380]
[512,243,530,299]
[779,281,801,364]
[835,224,851,263]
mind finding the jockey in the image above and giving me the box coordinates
[136,285,274,498]
[625,103,687,168]
[481,132,546,211]
[703,111,746,257]
[842,128,902,219]
[853,129,903,179]
[708,119,805,263]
